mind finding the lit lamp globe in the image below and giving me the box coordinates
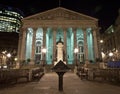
[14,57,18,61]
[42,48,47,53]
[100,40,103,43]
[7,53,11,58]
[74,48,78,53]
[109,52,113,57]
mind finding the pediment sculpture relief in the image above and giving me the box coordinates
[25,8,95,21]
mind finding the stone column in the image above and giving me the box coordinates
[42,27,47,66]
[83,28,89,66]
[17,27,27,68]
[73,28,78,72]
[63,28,67,62]
[73,28,77,49]
[53,28,56,63]
[17,29,22,61]
[16,28,22,68]
[30,27,37,65]
[21,28,27,60]
[43,27,46,48]
[92,28,99,59]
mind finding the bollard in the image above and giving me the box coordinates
[51,60,70,92]
[57,72,65,91]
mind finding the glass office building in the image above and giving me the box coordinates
[0,5,23,32]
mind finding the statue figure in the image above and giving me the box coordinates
[54,37,66,65]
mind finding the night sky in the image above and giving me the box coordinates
[0,0,120,32]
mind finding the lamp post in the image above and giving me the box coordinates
[6,53,11,69]
[109,52,113,61]
[14,57,18,68]
[42,48,47,67]
[100,39,104,61]
[100,40,103,43]
[74,48,78,66]
[74,48,78,73]
[7,53,11,58]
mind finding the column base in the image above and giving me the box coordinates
[84,60,90,68]
[29,61,35,65]
[74,66,78,73]
[16,62,20,69]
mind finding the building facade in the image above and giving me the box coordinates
[99,25,116,62]
[99,9,120,62]
[17,7,99,67]
[114,9,120,61]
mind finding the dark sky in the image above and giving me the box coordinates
[0,0,120,32]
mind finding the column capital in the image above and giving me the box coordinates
[32,27,38,32]
[51,27,57,31]
[62,27,68,31]
[21,30,26,38]
[42,27,48,31]
[81,27,87,31]
[91,27,100,31]
[20,27,28,33]
[72,27,77,31]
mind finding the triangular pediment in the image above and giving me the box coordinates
[23,7,98,21]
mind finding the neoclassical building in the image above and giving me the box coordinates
[17,7,99,67]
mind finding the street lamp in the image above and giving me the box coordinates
[14,57,18,61]
[7,53,11,58]
[6,53,11,69]
[74,48,78,66]
[109,52,113,61]
[100,39,104,59]
[42,48,47,66]
[100,40,103,43]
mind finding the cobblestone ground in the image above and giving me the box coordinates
[0,72,120,94]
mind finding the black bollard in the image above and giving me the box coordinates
[57,72,65,91]
[51,60,70,92]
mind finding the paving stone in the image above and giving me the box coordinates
[0,72,120,94]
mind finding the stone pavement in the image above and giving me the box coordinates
[0,72,120,94]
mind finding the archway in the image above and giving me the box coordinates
[76,28,84,64]
[35,28,43,64]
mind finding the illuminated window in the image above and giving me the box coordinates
[0,6,23,32]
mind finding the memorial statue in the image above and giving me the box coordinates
[54,37,66,65]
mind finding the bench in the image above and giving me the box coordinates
[32,68,44,80]
[77,68,88,80]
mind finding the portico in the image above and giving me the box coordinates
[17,7,99,68]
